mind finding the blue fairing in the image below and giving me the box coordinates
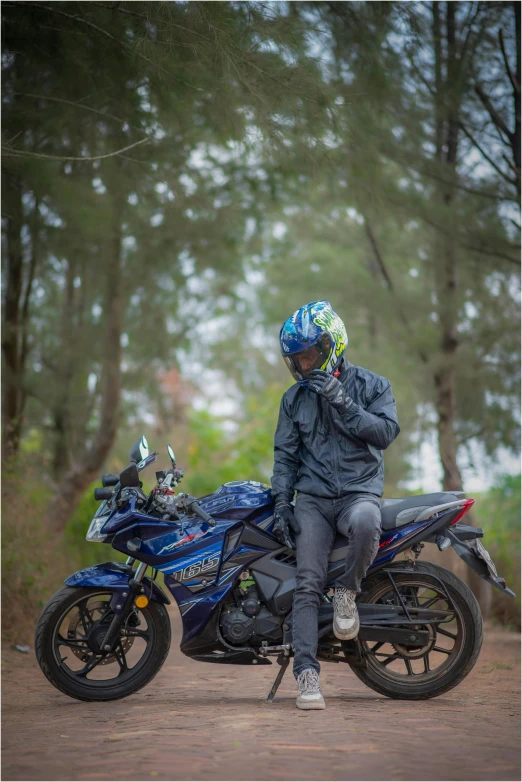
[197,480,273,518]
[85,482,276,649]
[372,519,433,567]
[65,562,171,604]
[80,477,441,655]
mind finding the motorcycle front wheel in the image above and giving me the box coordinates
[345,561,483,700]
[35,586,171,702]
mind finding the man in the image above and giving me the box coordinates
[271,300,400,710]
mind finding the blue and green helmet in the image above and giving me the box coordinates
[279,300,348,387]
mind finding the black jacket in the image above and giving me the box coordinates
[271,360,400,501]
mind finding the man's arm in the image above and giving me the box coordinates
[308,369,400,450]
[271,395,300,501]
[330,379,400,450]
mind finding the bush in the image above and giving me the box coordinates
[1,469,124,644]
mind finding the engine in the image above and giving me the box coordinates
[219,586,284,646]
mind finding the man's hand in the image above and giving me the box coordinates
[273,498,301,549]
[308,369,355,411]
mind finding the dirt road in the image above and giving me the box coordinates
[2,613,520,781]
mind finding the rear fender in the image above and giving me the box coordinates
[64,561,171,613]
[446,530,516,597]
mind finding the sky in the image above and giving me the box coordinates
[400,436,521,495]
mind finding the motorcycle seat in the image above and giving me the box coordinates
[330,491,465,550]
[379,492,465,531]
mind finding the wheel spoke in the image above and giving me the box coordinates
[124,628,150,641]
[76,653,105,677]
[433,645,452,655]
[57,634,89,650]
[420,595,444,610]
[400,587,420,608]
[381,653,401,667]
[370,641,384,655]
[404,658,414,675]
[113,642,129,676]
[423,654,430,673]
[77,602,95,635]
[436,626,457,640]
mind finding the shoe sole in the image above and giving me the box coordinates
[296,699,326,710]
[333,618,360,641]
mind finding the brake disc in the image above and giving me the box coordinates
[67,601,134,666]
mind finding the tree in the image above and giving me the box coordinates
[1,1,332,527]
[246,1,519,610]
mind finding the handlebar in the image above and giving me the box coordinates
[188,500,216,527]
[94,487,115,501]
[102,473,119,487]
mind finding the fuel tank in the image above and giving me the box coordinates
[198,480,274,525]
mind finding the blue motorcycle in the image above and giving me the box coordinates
[35,435,515,702]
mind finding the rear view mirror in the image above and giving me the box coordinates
[119,463,140,488]
[167,444,176,467]
[130,435,149,463]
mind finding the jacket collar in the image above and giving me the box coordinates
[339,356,352,375]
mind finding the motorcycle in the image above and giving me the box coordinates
[35,435,515,703]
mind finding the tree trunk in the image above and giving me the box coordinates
[1,176,36,462]
[2,176,24,460]
[431,2,491,615]
[48,190,124,533]
[51,258,77,479]
[511,0,520,198]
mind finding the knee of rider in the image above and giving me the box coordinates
[351,505,381,536]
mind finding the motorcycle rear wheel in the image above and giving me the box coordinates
[346,561,483,700]
[35,586,171,702]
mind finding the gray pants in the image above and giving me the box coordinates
[292,491,381,677]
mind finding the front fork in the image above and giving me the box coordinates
[101,559,148,652]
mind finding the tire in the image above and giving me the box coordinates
[35,586,171,702]
[347,561,483,700]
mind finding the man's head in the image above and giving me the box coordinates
[279,300,348,387]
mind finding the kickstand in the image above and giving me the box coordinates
[267,653,290,702]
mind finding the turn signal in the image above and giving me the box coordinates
[135,595,149,608]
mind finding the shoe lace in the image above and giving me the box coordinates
[334,587,357,615]
[297,668,321,695]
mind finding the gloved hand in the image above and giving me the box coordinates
[272,498,301,549]
[308,369,354,412]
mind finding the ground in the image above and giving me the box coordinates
[2,613,520,782]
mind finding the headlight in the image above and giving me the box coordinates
[86,515,109,542]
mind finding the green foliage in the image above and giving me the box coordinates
[2,1,519,632]
[473,474,521,629]
[184,387,283,497]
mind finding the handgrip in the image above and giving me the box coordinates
[190,501,216,527]
[94,487,114,501]
[102,473,119,487]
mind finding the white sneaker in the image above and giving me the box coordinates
[333,586,360,640]
[296,668,326,710]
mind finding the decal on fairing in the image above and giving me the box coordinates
[169,553,221,583]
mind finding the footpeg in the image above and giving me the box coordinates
[259,643,292,657]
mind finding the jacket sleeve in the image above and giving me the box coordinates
[330,379,400,451]
[271,395,300,503]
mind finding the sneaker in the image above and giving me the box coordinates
[333,586,360,640]
[296,668,326,710]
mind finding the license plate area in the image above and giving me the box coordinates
[475,539,499,579]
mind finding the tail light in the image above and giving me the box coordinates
[449,498,475,525]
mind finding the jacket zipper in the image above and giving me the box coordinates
[325,400,342,498]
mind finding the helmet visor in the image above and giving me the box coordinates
[282,334,332,382]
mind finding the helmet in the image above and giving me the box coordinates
[280,300,348,387]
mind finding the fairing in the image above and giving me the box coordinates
[79,479,514,663]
